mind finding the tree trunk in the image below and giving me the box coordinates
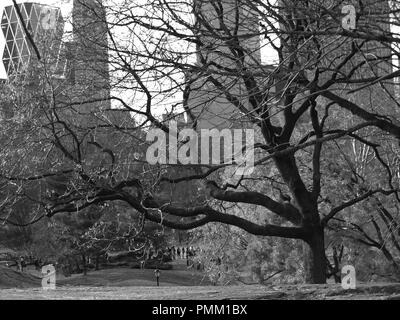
[303,227,327,284]
[95,255,100,271]
[82,254,87,276]
[380,246,400,280]
[75,260,81,273]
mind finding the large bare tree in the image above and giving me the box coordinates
[2,0,400,283]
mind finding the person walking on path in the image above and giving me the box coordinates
[19,256,26,272]
[155,269,160,287]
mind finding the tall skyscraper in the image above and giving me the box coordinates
[187,0,269,130]
[278,0,393,83]
[46,0,113,128]
[69,0,110,110]
[0,0,110,102]
[0,0,115,156]
[1,2,66,79]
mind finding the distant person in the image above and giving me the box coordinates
[19,256,26,272]
[154,269,161,287]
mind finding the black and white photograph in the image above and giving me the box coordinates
[0,0,400,305]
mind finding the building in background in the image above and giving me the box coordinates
[68,0,111,113]
[0,1,110,95]
[187,0,266,131]
[0,2,67,79]
[0,0,114,122]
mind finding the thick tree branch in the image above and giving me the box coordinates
[322,189,399,226]
[206,181,302,225]
[320,90,400,139]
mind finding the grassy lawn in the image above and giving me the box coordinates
[57,266,211,287]
[1,266,400,300]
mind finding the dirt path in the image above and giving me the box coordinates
[1,283,400,300]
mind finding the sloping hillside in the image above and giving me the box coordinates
[0,266,41,289]
[58,266,210,287]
